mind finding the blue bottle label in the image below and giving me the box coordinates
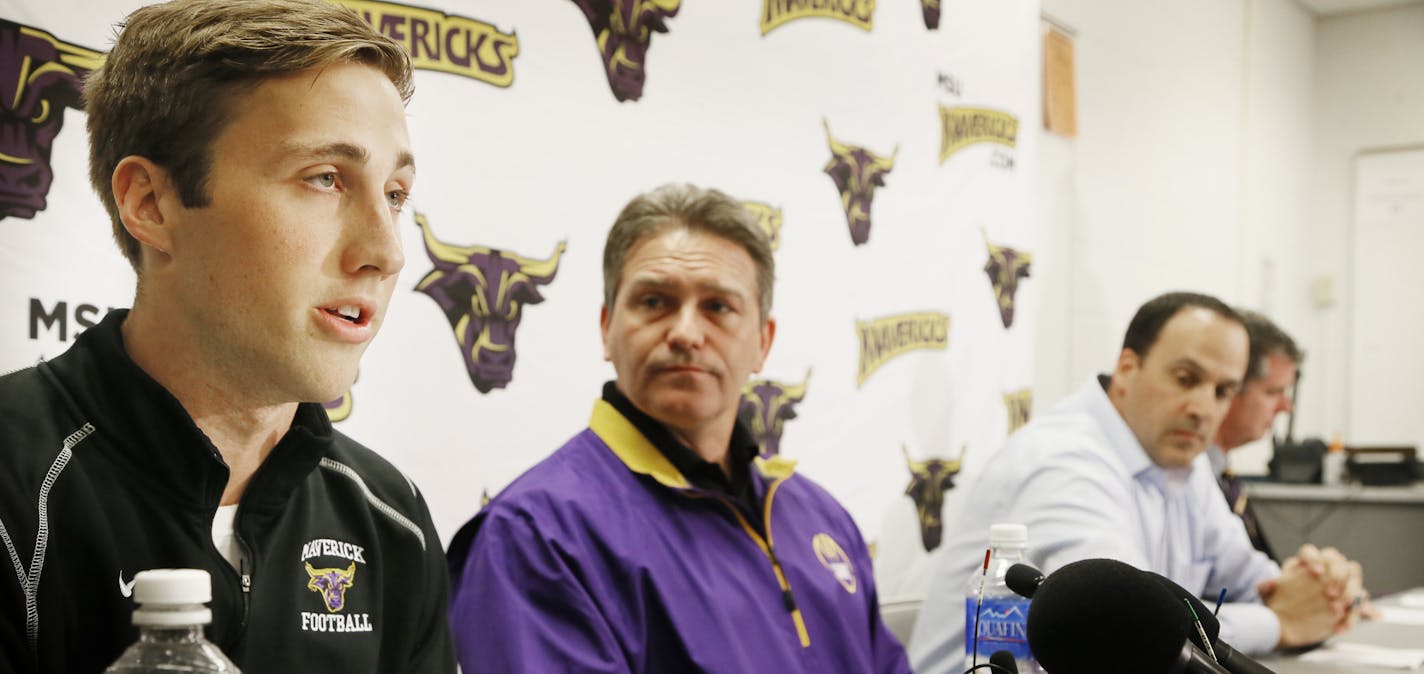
[965,596,1033,661]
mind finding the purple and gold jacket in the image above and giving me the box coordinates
[447,400,912,673]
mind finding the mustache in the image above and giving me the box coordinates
[648,355,720,377]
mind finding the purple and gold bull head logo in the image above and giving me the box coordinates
[570,0,681,102]
[305,562,356,613]
[415,213,565,393]
[920,0,941,29]
[982,232,1032,328]
[0,21,102,221]
[823,120,895,246]
[738,369,811,457]
[903,444,966,552]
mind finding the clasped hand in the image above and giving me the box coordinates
[1257,544,1369,649]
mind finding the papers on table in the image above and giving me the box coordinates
[1298,642,1424,670]
[1398,591,1424,609]
[1376,605,1424,626]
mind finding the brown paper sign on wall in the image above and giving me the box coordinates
[1043,28,1077,137]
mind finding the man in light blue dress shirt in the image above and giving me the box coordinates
[909,292,1364,674]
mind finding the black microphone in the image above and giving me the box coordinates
[989,650,1018,674]
[1005,563,1044,598]
[1024,558,1245,674]
[1146,572,1278,674]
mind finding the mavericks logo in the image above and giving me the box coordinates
[570,0,682,102]
[982,233,1031,328]
[0,20,102,221]
[812,533,857,594]
[415,213,565,393]
[823,120,896,246]
[738,370,810,457]
[301,538,372,632]
[855,311,949,387]
[902,444,965,552]
[1004,389,1031,434]
[741,201,783,251]
[761,0,876,35]
[336,0,519,87]
[938,106,1018,164]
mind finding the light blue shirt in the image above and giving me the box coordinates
[907,377,1282,674]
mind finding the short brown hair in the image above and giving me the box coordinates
[84,0,413,271]
[1237,309,1303,382]
[602,183,775,321]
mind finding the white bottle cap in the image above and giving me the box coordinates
[989,523,1028,547]
[131,569,214,626]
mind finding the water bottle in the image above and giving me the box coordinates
[105,569,241,673]
[964,523,1044,673]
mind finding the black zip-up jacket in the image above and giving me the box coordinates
[0,310,455,673]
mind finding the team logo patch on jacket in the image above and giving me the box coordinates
[300,538,374,632]
[306,562,356,613]
[812,533,857,594]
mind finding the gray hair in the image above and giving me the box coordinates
[1238,309,1304,382]
[602,183,775,321]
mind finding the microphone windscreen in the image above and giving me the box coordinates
[1146,571,1221,644]
[989,649,1019,674]
[1025,558,1193,674]
[1005,563,1044,598]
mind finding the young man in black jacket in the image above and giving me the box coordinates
[0,1,455,671]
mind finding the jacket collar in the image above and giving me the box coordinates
[587,399,797,491]
[47,309,331,514]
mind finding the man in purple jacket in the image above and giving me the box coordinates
[447,183,912,673]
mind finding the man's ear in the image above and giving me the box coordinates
[111,156,177,260]
[600,304,612,361]
[1111,348,1141,391]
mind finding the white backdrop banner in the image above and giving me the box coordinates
[0,0,1038,598]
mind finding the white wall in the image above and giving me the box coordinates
[1033,0,1318,469]
[1305,3,1424,448]
[1224,0,1319,473]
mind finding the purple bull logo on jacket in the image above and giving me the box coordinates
[903,444,965,552]
[300,538,373,632]
[414,213,565,393]
[823,120,895,246]
[760,0,875,35]
[570,0,680,101]
[920,0,941,29]
[337,0,519,87]
[305,562,356,613]
[982,232,1031,328]
[738,370,810,457]
[812,533,857,594]
[0,21,102,221]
